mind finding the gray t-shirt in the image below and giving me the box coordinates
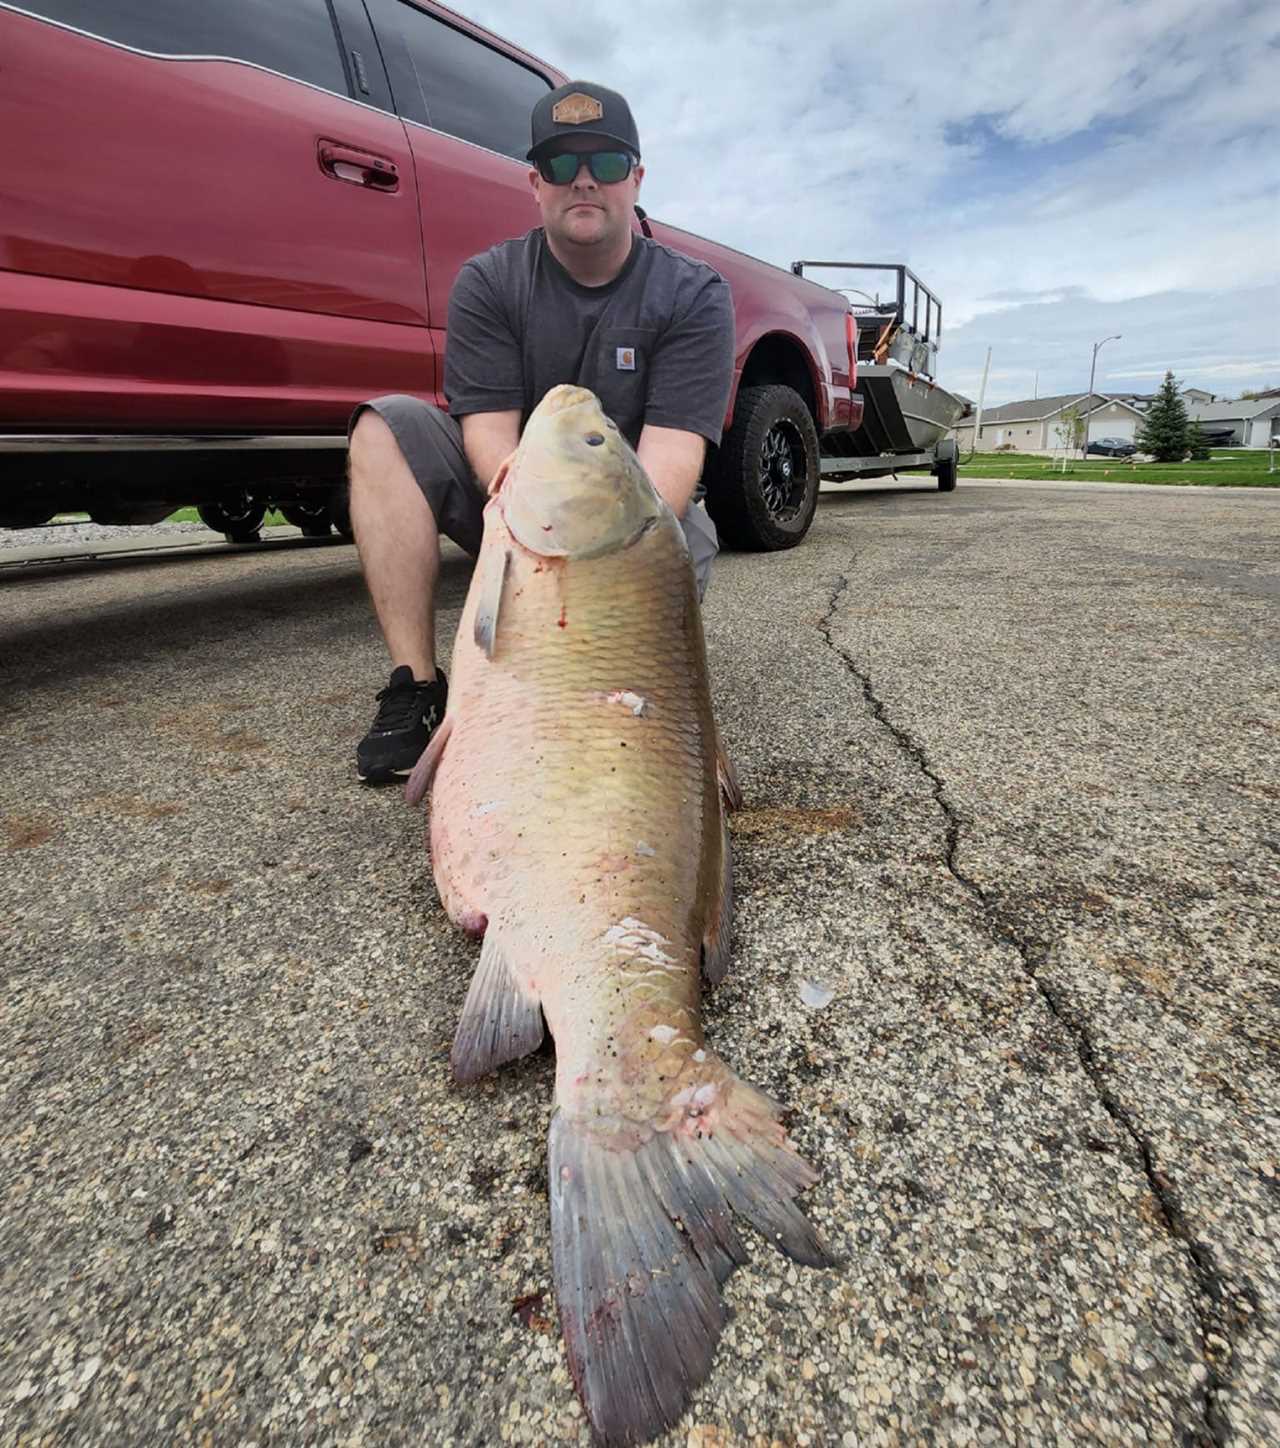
[444,229,735,449]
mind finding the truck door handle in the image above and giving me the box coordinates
[317,140,399,192]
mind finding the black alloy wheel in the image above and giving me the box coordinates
[758,418,809,523]
[705,383,821,550]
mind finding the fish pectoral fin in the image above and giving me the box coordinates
[403,715,453,807]
[716,733,744,813]
[450,929,544,1083]
[549,1081,829,1446]
[473,548,512,659]
[487,448,517,496]
[702,812,734,987]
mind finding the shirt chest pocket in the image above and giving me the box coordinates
[592,326,657,432]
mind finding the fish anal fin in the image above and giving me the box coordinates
[404,715,453,807]
[702,813,734,987]
[451,929,544,1083]
[473,548,511,659]
[549,1075,828,1446]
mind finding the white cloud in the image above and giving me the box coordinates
[457,0,1280,403]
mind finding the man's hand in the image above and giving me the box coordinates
[461,411,521,494]
[636,425,708,519]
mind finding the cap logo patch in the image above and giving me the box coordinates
[553,93,604,124]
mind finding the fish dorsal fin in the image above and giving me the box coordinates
[473,548,511,659]
[702,811,734,986]
[716,733,743,812]
[450,928,544,1083]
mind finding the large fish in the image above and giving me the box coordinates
[406,384,828,1444]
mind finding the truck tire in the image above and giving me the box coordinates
[329,482,355,543]
[198,495,266,543]
[933,440,958,493]
[280,500,333,538]
[705,384,820,550]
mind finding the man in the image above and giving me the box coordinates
[347,80,735,784]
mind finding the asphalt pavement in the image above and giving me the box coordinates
[2,480,1277,1446]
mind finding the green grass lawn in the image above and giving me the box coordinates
[959,448,1278,487]
[165,507,289,526]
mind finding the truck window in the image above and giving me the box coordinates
[22,0,350,95]
[367,0,550,161]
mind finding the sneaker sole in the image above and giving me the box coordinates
[357,764,415,785]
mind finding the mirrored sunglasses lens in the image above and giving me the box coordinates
[544,152,580,184]
[589,152,631,183]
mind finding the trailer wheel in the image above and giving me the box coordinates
[198,495,267,543]
[705,384,820,550]
[280,500,333,538]
[933,441,959,493]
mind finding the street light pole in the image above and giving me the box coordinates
[1082,334,1122,458]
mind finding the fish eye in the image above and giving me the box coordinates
[584,432,605,446]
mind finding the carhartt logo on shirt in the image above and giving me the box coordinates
[616,347,636,371]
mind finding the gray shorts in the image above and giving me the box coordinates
[351,395,719,599]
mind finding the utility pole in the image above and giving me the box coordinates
[1082,334,1121,458]
[968,346,991,461]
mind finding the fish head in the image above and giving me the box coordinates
[501,385,664,558]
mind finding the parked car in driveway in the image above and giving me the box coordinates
[0,0,878,550]
[1086,437,1138,457]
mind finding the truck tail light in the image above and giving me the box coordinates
[845,311,857,387]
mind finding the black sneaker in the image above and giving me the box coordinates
[357,665,447,784]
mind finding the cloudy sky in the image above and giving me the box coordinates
[458,0,1279,406]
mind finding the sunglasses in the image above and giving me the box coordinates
[536,149,635,185]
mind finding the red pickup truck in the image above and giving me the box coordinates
[0,0,866,550]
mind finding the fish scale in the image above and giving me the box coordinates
[407,384,827,1447]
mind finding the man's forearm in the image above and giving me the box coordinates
[461,410,522,491]
[636,425,707,518]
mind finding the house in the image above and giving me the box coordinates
[951,392,1146,453]
[1187,398,1280,448]
[1108,387,1215,409]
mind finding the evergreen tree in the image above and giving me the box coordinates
[1135,371,1190,461]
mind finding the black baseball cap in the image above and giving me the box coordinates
[527,81,640,161]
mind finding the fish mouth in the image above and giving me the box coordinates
[537,384,597,417]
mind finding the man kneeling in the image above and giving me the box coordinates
[347,80,734,783]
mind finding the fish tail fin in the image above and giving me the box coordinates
[549,1074,828,1445]
[450,929,544,1083]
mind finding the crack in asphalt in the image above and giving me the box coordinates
[818,571,1245,1448]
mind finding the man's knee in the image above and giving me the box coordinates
[349,397,435,489]
[349,396,483,556]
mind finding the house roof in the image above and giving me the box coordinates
[957,392,1143,425]
[958,392,1098,425]
[1190,399,1280,422]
